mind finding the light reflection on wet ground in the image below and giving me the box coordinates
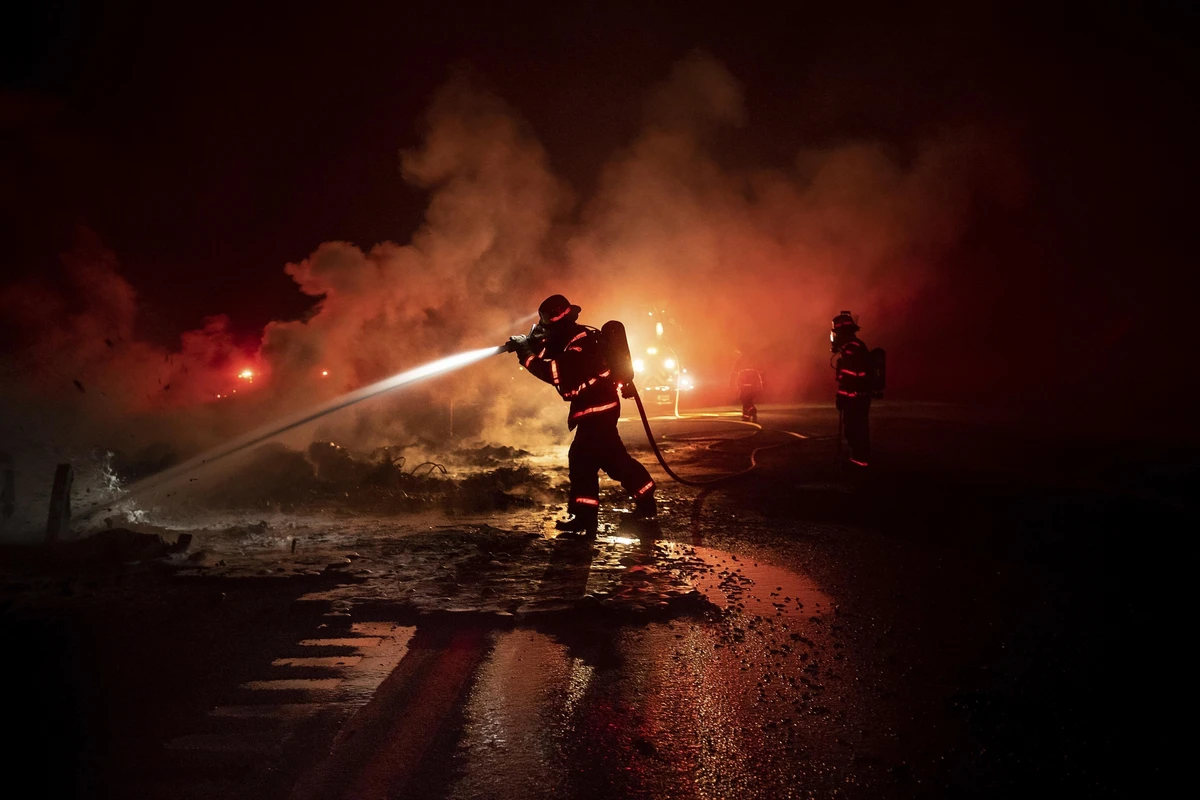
[6,415,852,796]
[147,504,844,797]
[445,568,845,799]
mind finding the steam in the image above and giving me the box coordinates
[570,53,1021,392]
[0,52,1023,527]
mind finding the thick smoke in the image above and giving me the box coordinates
[1,53,1023,530]
[568,53,1023,394]
[254,75,574,449]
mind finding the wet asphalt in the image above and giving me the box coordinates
[1,403,1183,798]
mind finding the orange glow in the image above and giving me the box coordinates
[321,370,329,377]
[238,368,254,381]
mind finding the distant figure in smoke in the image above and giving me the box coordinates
[831,311,872,468]
[508,295,656,536]
[730,352,764,423]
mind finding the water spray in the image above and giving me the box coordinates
[88,345,508,513]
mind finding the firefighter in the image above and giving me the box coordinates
[831,310,871,467]
[730,352,764,423]
[508,294,656,535]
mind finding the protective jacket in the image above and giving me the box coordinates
[520,323,619,429]
[834,337,871,409]
[736,368,764,392]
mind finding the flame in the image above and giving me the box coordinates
[238,369,254,381]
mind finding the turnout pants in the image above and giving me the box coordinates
[739,388,759,422]
[842,400,871,465]
[568,418,655,514]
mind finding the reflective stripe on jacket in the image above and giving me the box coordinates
[523,324,620,429]
[835,338,871,405]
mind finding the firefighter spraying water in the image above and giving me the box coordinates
[506,295,656,536]
[83,302,790,527]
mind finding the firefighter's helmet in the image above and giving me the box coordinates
[831,310,859,350]
[538,294,581,326]
[832,311,859,333]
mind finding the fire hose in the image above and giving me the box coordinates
[627,386,797,487]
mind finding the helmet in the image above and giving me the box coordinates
[832,310,859,333]
[831,310,859,350]
[538,294,581,327]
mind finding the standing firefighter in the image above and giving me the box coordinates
[831,310,876,468]
[508,295,656,535]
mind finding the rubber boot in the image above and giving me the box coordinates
[555,506,598,536]
[630,493,657,519]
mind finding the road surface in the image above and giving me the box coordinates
[2,403,1181,798]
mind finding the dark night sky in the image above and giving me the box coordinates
[1,0,1193,392]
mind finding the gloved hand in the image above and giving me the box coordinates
[620,382,636,399]
[506,335,534,360]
